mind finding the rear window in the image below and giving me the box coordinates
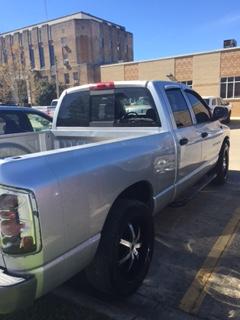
[57,88,160,127]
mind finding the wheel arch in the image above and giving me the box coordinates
[104,180,154,228]
[116,180,154,211]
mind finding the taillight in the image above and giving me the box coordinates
[90,82,115,90]
[0,186,40,255]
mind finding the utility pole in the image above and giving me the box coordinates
[55,56,60,98]
[26,71,32,105]
[44,0,48,20]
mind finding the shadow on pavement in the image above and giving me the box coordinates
[0,293,110,320]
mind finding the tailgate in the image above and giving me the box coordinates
[0,131,53,159]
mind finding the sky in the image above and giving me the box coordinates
[1,0,240,61]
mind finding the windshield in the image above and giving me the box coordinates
[57,87,161,127]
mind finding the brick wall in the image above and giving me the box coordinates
[124,63,139,80]
[221,50,240,77]
[101,64,124,81]
[192,53,221,96]
[175,56,193,81]
[138,59,175,80]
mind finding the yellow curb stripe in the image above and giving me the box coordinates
[179,207,240,315]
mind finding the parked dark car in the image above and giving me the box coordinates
[0,106,52,135]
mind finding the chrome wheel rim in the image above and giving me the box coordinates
[117,217,150,280]
[222,150,228,178]
[119,223,142,272]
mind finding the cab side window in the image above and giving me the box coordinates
[185,91,211,124]
[165,88,193,128]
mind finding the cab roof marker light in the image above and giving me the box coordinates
[90,82,115,90]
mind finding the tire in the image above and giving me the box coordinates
[85,199,154,297]
[214,142,229,185]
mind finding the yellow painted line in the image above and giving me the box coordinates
[179,207,240,315]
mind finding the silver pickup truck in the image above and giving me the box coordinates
[0,81,230,314]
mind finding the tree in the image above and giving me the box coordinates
[0,46,28,105]
[35,80,66,106]
[0,65,13,104]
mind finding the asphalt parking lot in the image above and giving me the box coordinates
[2,120,240,320]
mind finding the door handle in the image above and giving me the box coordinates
[179,138,189,146]
[201,132,208,138]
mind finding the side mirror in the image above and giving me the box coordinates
[212,107,228,121]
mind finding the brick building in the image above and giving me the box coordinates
[101,47,240,116]
[0,12,133,103]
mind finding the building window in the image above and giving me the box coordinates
[29,46,35,69]
[48,26,52,40]
[3,49,8,64]
[20,49,25,65]
[49,41,55,66]
[220,76,240,99]
[19,34,23,46]
[38,29,42,42]
[27,31,32,44]
[73,72,79,81]
[101,38,105,49]
[64,73,70,84]
[39,43,45,68]
[181,80,193,88]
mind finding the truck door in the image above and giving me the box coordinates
[184,90,223,170]
[165,87,202,195]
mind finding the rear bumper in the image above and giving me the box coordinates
[0,268,36,314]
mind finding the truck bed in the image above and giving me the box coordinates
[0,128,158,159]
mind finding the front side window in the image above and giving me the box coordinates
[220,76,240,99]
[166,88,193,128]
[185,91,211,124]
[0,112,28,134]
[57,87,160,127]
[27,114,51,132]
